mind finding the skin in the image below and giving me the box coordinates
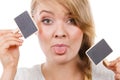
[33,2,84,80]
[0,1,120,80]
[103,58,120,80]
[0,29,23,80]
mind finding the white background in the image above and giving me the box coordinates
[0,0,120,76]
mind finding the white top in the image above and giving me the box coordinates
[15,62,114,80]
[15,64,45,80]
[92,62,114,80]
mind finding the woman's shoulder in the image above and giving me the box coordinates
[14,64,45,80]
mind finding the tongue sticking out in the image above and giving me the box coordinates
[53,46,67,55]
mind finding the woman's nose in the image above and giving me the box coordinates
[54,25,67,39]
[55,33,66,38]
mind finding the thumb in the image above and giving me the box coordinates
[103,59,110,68]
[103,59,116,72]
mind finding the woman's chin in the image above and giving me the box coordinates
[52,55,70,64]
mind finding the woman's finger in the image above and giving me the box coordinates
[115,62,120,73]
[0,32,22,41]
[115,73,120,80]
[0,30,12,36]
[105,58,119,67]
[103,59,118,71]
[2,40,23,49]
[12,28,20,34]
[0,36,23,49]
[0,29,20,36]
[103,59,110,67]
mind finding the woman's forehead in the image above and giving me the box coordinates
[36,0,69,15]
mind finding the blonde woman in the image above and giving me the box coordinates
[0,0,120,80]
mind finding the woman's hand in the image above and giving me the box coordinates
[0,29,23,80]
[103,57,120,80]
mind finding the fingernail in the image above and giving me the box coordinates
[13,28,19,33]
[104,59,110,66]
[19,39,23,42]
[18,33,23,37]
[19,43,22,46]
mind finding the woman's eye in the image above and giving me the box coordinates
[42,18,53,25]
[67,18,76,25]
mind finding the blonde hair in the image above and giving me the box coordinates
[31,0,95,80]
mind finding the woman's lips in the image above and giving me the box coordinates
[52,44,68,55]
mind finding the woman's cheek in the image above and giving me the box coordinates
[38,29,50,43]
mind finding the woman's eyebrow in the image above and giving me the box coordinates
[39,10,54,15]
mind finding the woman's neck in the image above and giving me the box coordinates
[42,56,84,80]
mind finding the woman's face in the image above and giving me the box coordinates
[33,1,83,64]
